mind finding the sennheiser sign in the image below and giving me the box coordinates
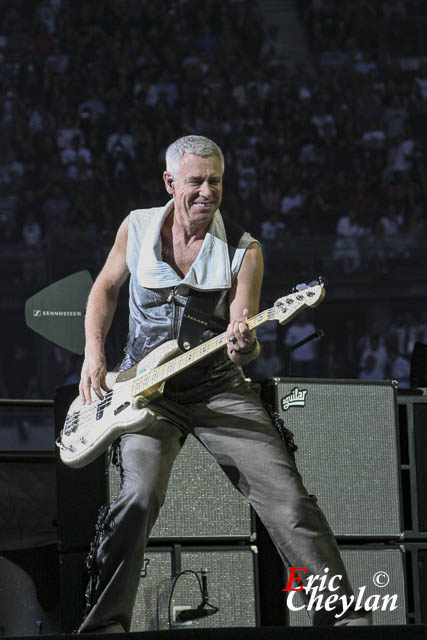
[32,310,82,317]
[25,271,92,354]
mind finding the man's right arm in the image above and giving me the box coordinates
[79,216,130,404]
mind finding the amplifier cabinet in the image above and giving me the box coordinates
[0,457,57,551]
[58,546,259,633]
[131,545,259,631]
[55,384,107,552]
[109,435,253,540]
[58,551,88,633]
[286,546,407,626]
[262,378,402,538]
[398,394,427,536]
[403,543,427,624]
[56,384,253,546]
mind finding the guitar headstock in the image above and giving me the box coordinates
[273,279,326,325]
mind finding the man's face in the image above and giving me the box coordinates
[165,153,223,225]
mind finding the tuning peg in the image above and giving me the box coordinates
[317,275,328,286]
[293,283,308,292]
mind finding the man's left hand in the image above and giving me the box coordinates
[226,308,256,353]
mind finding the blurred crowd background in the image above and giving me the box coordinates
[1,0,427,400]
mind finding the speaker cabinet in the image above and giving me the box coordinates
[262,378,402,538]
[286,546,406,626]
[0,457,57,551]
[109,435,253,540]
[403,543,427,624]
[130,546,259,631]
[58,551,88,633]
[59,546,259,633]
[0,403,54,452]
[56,384,252,545]
[55,385,107,551]
[398,394,427,536]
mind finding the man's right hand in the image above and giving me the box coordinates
[78,216,129,405]
[79,346,111,405]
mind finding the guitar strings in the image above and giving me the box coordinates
[62,307,281,447]
[61,297,311,451]
[61,320,248,445]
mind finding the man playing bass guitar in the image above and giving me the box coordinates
[77,135,370,632]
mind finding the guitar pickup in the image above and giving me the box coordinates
[96,391,113,421]
[114,401,130,416]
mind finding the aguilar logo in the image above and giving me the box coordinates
[281,387,308,411]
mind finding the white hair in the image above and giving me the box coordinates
[165,135,224,177]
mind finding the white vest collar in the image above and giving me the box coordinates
[136,200,232,291]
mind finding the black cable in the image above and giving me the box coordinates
[167,569,203,629]
[166,569,219,628]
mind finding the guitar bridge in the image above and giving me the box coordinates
[64,411,80,436]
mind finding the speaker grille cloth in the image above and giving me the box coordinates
[131,547,258,631]
[109,435,252,539]
[286,547,406,626]
[272,379,401,537]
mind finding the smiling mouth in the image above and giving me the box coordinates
[193,202,211,209]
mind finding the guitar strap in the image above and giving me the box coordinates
[177,216,245,351]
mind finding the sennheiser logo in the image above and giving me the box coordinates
[32,310,82,317]
[281,387,308,411]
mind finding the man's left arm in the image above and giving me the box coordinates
[226,242,264,365]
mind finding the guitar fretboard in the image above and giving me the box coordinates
[131,307,277,397]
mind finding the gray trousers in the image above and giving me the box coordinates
[79,380,358,631]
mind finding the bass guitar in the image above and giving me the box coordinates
[57,280,325,468]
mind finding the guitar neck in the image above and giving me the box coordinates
[131,307,276,397]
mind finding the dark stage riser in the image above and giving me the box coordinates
[2,624,427,640]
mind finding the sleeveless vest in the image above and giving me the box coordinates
[120,200,259,401]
